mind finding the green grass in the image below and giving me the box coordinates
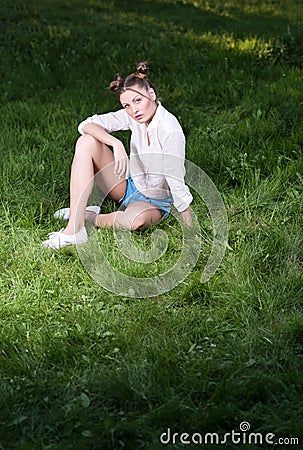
[0,0,303,448]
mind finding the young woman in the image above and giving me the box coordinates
[43,62,193,249]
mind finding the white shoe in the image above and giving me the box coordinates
[42,227,88,249]
[54,206,100,221]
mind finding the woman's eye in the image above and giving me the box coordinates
[135,98,141,104]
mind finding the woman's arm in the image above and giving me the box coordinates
[82,123,129,179]
[82,122,120,147]
[159,130,193,223]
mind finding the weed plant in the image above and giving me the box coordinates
[0,0,302,449]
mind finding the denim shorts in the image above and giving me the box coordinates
[120,177,173,219]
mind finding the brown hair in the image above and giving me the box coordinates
[108,62,157,98]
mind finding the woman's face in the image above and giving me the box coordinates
[120,86,157,124]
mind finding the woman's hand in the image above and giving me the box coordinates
[181,207,192,227]
[113,141,129,180]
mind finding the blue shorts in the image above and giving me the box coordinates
[120,177,173,219]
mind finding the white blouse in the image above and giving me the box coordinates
[78,102,193,212]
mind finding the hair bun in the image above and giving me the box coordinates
[136,61,149,76]
[108,73,123,92]
[108,62,157,97]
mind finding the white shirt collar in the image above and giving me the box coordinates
[146,101,165,131]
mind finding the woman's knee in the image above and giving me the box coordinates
[131,210,161,230]
[124,206,163,230]
[130,214,146,230]
[74,134,102,157]
[111,211,143,230]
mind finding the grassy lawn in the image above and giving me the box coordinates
[0,0,303,448]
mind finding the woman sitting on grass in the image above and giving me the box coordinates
[43,62,193,249]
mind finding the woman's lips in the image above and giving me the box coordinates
[135,114,143,120]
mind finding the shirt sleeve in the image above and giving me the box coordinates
[78,109,131,135]
[160,130,193,212]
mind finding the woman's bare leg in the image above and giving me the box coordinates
[95,201,163,230]
[63,134,126,234]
